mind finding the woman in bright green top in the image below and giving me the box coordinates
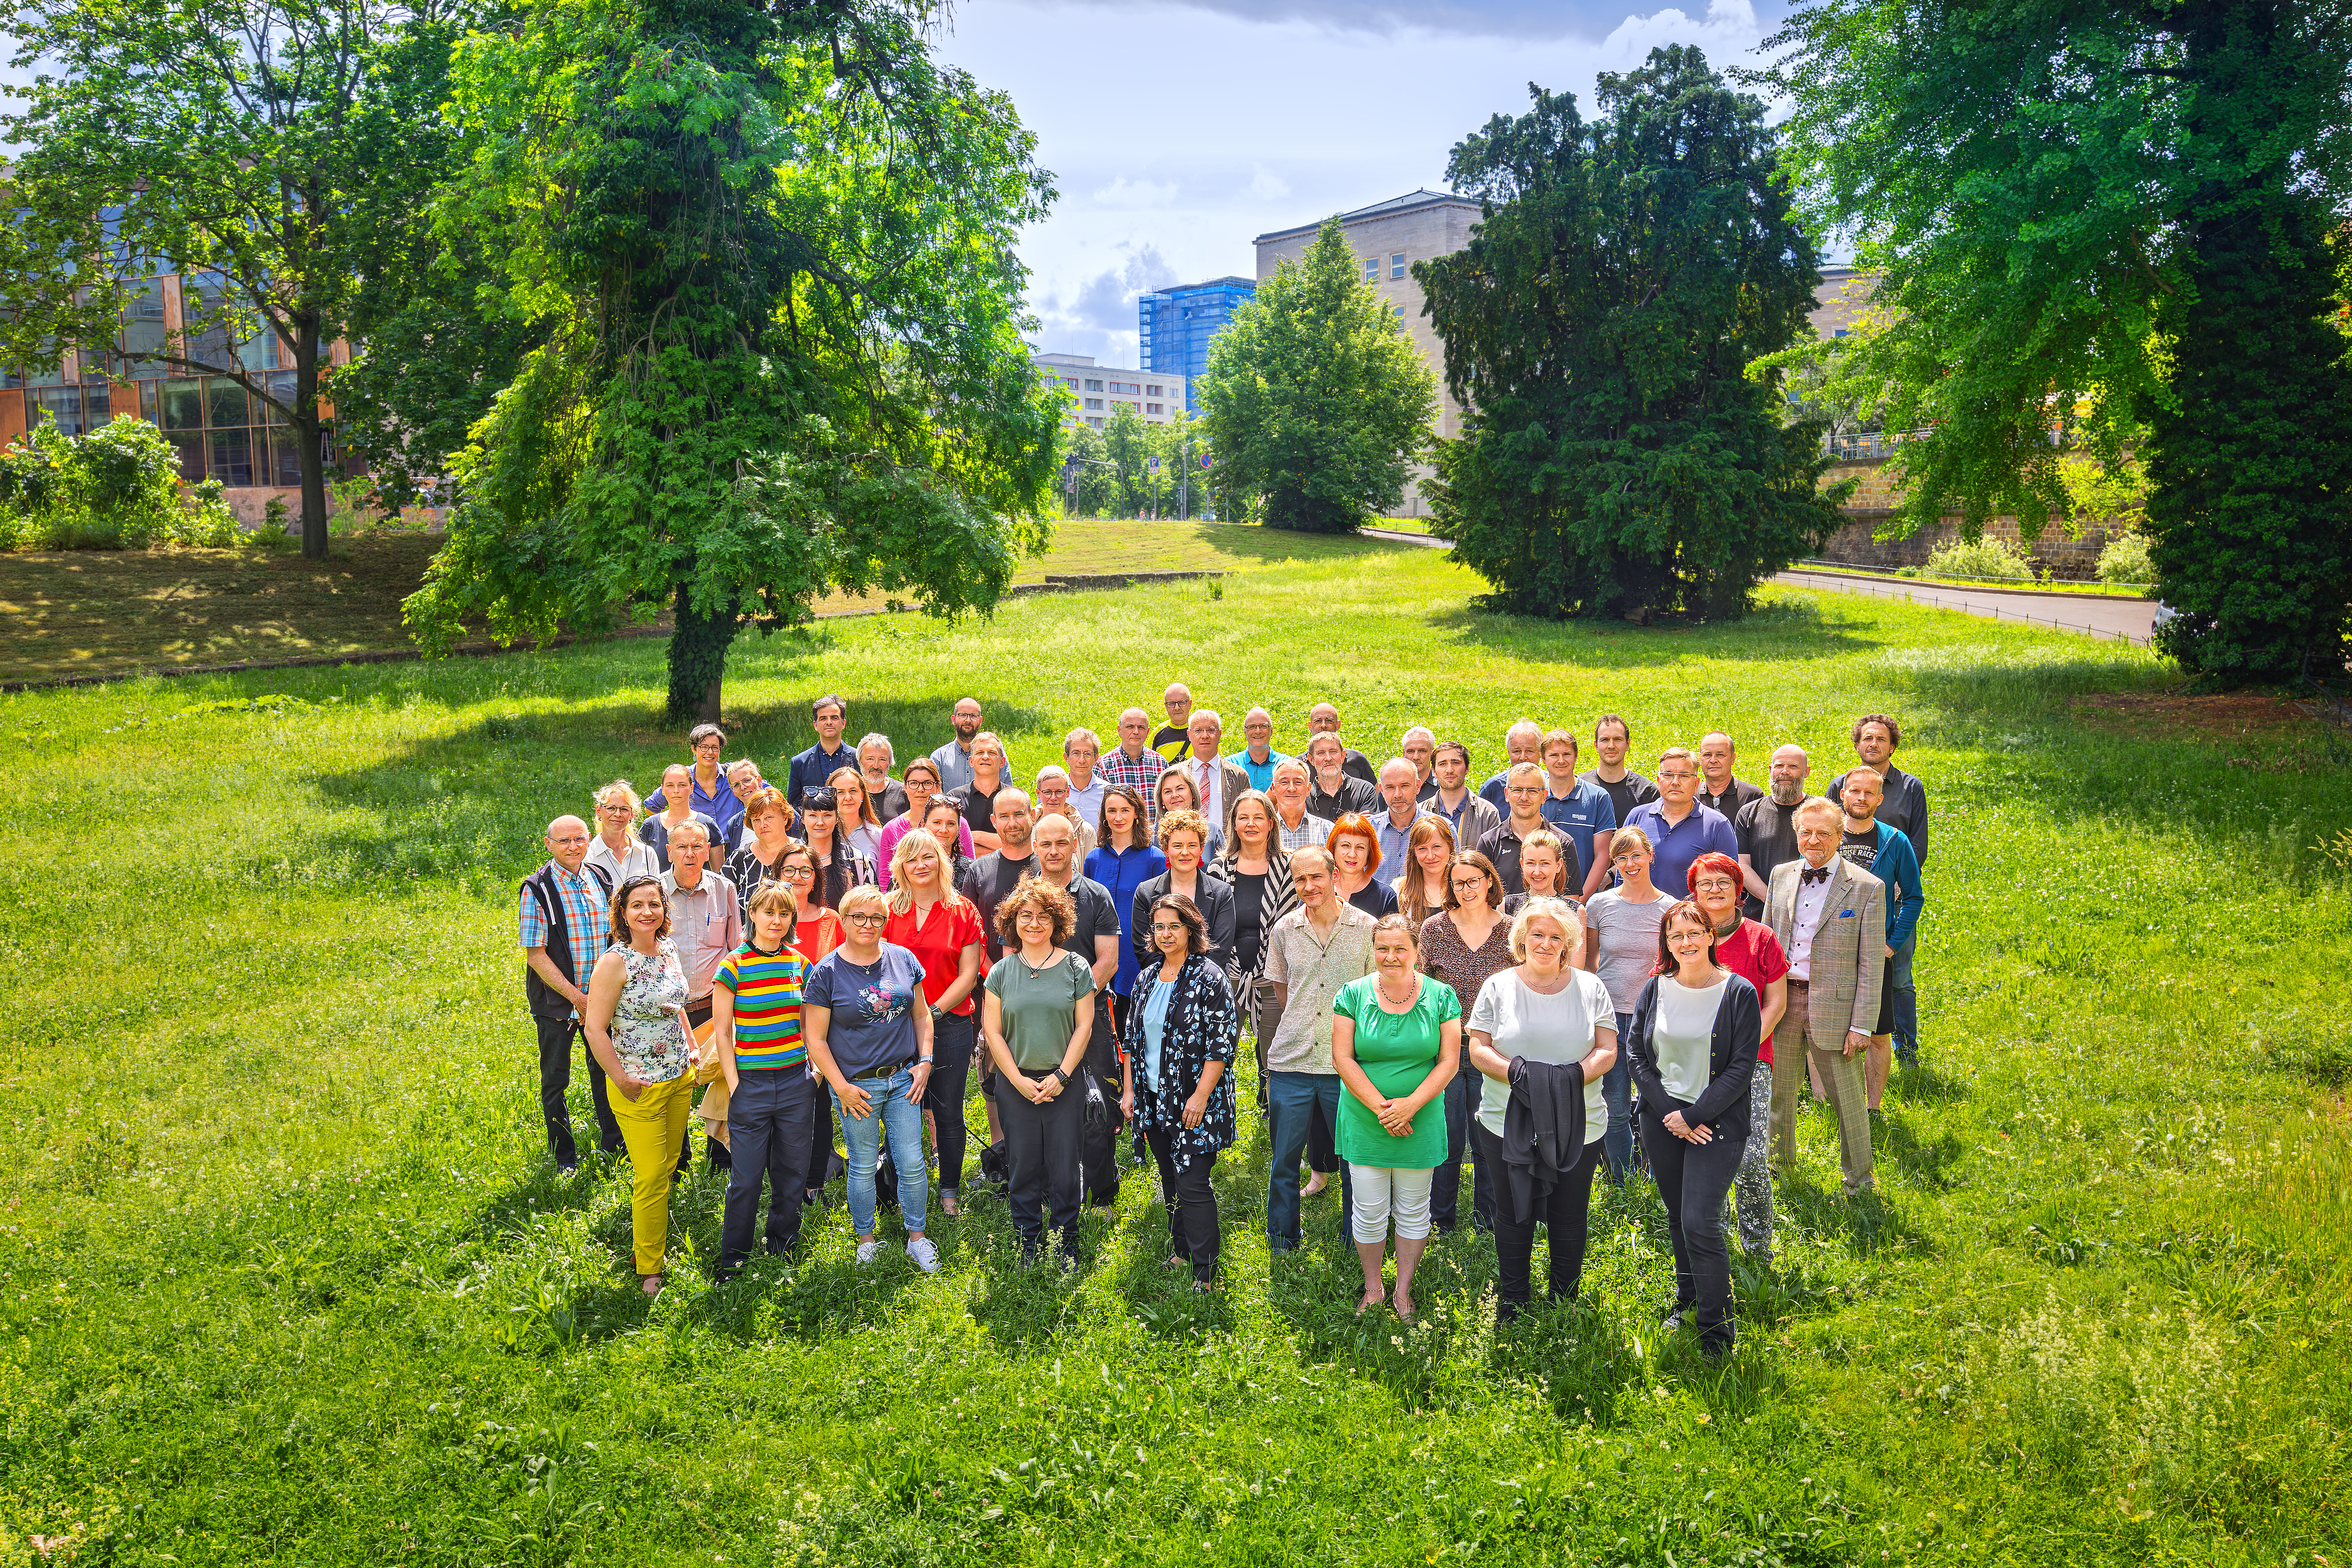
[1330,912,1463,1320]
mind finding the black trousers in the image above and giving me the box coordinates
[1144,1124,1220,1281]
[1080,996,1124,1207]
[535,1014,622,1163]
[924,1011,977,1194]
[1639,1104,1745,1352]
[719,1068,814,1272]
[998,1078,1086,1259]
[1475,1122,1602,1310]
[1430,1065,1493,1231]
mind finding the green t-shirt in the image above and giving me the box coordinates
[985,949,1097,1073]
[1331,973,1461,1168]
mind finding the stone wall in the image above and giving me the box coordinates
[1818,459,2129,579]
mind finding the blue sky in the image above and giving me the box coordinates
[936,0,1781,368]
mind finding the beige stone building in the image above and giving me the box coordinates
[1033,353,1187,432]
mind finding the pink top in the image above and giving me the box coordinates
[874,812,974,888]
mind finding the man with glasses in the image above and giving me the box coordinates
[1478,719,1544,812]
[931,697,985,793]
[1100,708,1166,822]
[1623,746,1740,901]
[519,815,620,1171]
[1237,707,1287,791]
[1060,728,1107,826]
[1476,763,1555,896]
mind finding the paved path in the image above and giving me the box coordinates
[1771,568,2156,645]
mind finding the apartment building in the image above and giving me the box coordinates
[1136,276,1253,414]
[1034,353,1188,429]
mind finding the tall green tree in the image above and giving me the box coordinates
[407,0,1062,721]
[1758,0,2352,681]
[0,0,469,558]
[1196,220,1433,534]
[1419,49,1847,623]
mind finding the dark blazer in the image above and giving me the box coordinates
[1626,971,1762,1136]
[1121,952,1239,1171]
[1130,868,1237,981]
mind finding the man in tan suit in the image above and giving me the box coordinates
[1764,797,1883,1194]
[1179,709,1254,848]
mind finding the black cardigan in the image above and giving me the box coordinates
[1128,869,1237,980]
[1626,971,1762,1132]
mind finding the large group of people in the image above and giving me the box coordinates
[521,690,1930,1353]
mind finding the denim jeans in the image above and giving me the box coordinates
[720,1067,815,1271]
[834,1065,928,1236]
[1265,1071,1354,1250]
[1888,936,1918,1062]
[1429,1063,1492,1231]
[1602,1014,1638,1183]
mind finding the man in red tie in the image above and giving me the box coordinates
[1183,709,1252,849]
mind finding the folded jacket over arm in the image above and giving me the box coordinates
[1497,1056,1588,1228]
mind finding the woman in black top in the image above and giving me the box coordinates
[795,785,876,911]
[1210,790,1298,1109]
[1327,814,1400,918]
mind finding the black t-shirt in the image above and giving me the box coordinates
[1054,873,1122,1071]
[949,780,1008,838]
[1580,768,1660,827]
[1697,777,1764,819]
[868,779,911,824]
[1307,775,1380,822]
[1734,794,1804,916]
[1341,747,1377,785]
[966,851,1041,960]
[1838,828,1880,879]
[1477,823,1531,897]
[1152,724,1190,763]
[1232,869,1269,975]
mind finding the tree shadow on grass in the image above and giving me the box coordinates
[1420,595,1884,671]
[1118,1196,1237,1341]
[1490,1294,1648,1427]
[1873,1108,1970,1196]
[1774,1168,1934,1260]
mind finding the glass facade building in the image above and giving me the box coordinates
[1136,277,1254,413]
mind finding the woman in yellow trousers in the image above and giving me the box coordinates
[584,876,696,1294]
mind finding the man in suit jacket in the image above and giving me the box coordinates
[1175,709,1254,848]
[1763,797,1883,1195]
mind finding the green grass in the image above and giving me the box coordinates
[6,548,2350,1567]
[0,518,1406,683]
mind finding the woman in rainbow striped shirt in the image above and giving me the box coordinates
[711,881,818,1281]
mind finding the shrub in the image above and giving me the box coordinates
[0,417,243,549]
[1923,536,2034,581]
[2095,528,2154,585]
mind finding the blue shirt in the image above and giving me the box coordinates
[1623,800,1740,903]
[1140,975,1177,1092]
[1478,772,1512,813]
[1865,820,1925,949]
[1540,780,1617,883]
[801,943,929,1080]
[1084,842,1168,995]
[1375,810,1420,879]
[1237,749,1287,792]
[786,742,854,811]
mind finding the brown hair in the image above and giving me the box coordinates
[1144,893,1207,956]
[1098,784,1152,852]
[1655,898,1718,972]
[606,876,672,941]
[745,879,800,923]
[1443,850,1505,911]
[1395,815,1457,921]
[743,786,793,831]
[1157,806,1211,854]
[995,875,1077,947]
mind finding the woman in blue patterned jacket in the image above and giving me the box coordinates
[1121,893,1238,1289]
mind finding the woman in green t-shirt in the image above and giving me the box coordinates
[1330,913,1462,1320]
[982,878,1097,1267]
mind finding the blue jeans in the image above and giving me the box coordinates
[1602,1014,1638,1183]
[1265,1071,1355,1250]
[1888,937,1918,1061]
[833,1065,928,1236]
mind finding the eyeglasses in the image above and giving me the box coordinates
[1658,771,1697,782]
[778,865,814,879]
[1150,922,1186,934]
[845,912,888,927]
[1449,875,1488,889]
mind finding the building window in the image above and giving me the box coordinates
[1363,256,1379,283]
[1084,378,1102,391]
[1084,397,1103,410]
[1391,253,1406,279]
[23,384,110,437]
[138,370,303,485]
[1146,403,1162,415]
[1087,416,1104,428]
[1145,384,1161,396]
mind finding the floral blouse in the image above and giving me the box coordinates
[610,940,691,1084]
[1122,952,1239,1173]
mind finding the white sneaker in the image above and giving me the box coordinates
[855,1240,887,1266]
[906,1236,940,1274]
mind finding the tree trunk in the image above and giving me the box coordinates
[294,327,330,560]
[665,580,741,724]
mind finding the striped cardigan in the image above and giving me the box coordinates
[1210,845,1300,985]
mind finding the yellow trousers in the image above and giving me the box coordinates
[611,1072,693,1275]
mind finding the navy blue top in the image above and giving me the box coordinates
[1085,842,1168,995]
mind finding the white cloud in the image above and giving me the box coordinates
[1247,164,1291,202]
[1093,175,1180,208]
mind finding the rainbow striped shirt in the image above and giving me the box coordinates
[717,942,809,1070]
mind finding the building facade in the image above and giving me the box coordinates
[1136,277,1253,413]
[1035,353,1188,430]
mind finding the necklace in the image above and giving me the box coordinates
[1378,972,1418,1007]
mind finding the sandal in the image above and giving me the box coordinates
[641,1274,664,1297]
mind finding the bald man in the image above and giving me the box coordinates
[520,814,622,1170]
[1696,732,1764,819]
[1099,706,1167,820]
[1152,683,1196,762]
[1237,706,1288,791]
[1307,701,1378,784]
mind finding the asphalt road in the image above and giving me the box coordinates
[1361,530,2154,646]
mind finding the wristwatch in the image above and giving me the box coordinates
[918,1055,935,1065]
[1051,1066,1071,1087]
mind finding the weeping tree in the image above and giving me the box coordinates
[407,0,1062,720]
[1418,50,1848,622]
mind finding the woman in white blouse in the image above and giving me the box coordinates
[1626,900,1762,1359]
[1462,897,1617,1323]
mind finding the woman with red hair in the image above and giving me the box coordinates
[1326,813,1399,919]
[1685,850,1788,1267]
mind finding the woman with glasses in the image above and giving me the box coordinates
[1417,850,1513,1234]
[802,886,938,1271]
[1683,850,1787,1269]
[581,875,694,1295]
[875,757,973,887]
[1124,893,1238,1288]
[884,828,986,1216]
[586,780,662,885]
[982,879,1099,1266]
[772,841,846,1203]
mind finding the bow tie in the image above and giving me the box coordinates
[1800,866,1831,886]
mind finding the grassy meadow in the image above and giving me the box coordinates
[3,542,2349,1567]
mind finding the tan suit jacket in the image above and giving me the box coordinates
[1764,854,1885,1048]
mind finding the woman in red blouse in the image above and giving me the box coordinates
[885,829,986,1215]
[1685,851,1787,1267]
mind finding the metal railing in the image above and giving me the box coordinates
[1824,429,1930,461]
[1774,568,2153,646]
[1798,557,2153,592]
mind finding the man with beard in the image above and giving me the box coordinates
[1736,744,1812,920]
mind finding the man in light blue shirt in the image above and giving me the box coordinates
[1623,745,1740,900]
[930,696,983,792]
[1373,757,1424,874]
[1237,707,1287,791]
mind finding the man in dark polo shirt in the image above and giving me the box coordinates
[1735,744,1811,919]
[1696,731,1764,820]
[964,788,1040,963]
[1476,763,1553,895]
[1307,701,1378,784]
[1032,811,1124,1205]
[1579,713,1659,827]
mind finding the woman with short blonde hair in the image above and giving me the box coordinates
[884,825,986,1215]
